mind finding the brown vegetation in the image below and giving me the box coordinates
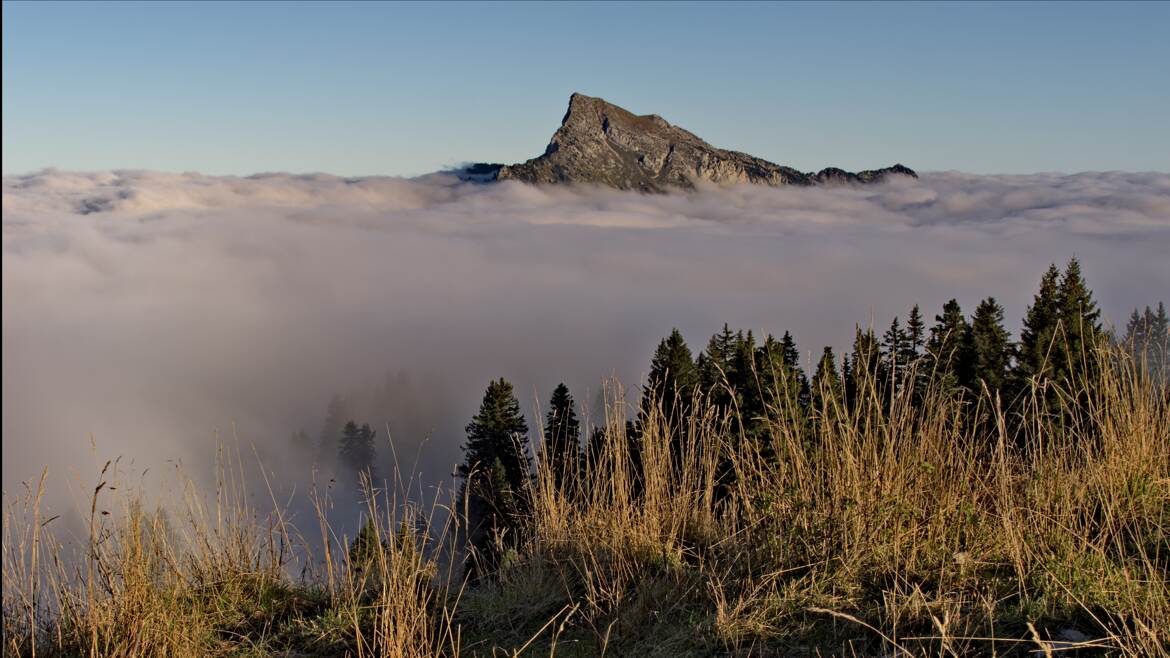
[4,347,1167,657]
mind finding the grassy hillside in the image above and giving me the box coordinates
[4,347,1167,657]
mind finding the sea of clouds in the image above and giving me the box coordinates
[3,169,1168,524]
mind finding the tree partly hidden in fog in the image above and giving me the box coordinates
[1122,301,1169,384]
[458,378,531,578]
[338,420,378,491]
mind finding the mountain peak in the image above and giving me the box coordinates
[483,95,916,191]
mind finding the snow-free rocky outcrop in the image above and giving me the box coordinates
[468,93,916,191]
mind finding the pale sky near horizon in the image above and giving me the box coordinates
[3,1,1168,177]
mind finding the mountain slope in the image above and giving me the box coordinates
[482,93,916,191]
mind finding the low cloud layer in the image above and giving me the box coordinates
[4,170,1168,520]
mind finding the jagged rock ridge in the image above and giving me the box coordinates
[475,93,916,192]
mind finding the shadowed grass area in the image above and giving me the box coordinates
[4,347,1167,657]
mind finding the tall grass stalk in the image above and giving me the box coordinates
[4,345,1167,656]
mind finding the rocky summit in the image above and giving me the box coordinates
[471,93,916,192]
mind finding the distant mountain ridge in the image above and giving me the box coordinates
[467,93,916,192]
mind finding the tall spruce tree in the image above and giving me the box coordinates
[967,297,1012,395]
[1121,303,1168,384]
[1054,258,1102,383]
[1124,308,1149,355]
[1154,303,1170,383]
[882,316,908,393]
[905,305,926,358]
[926,299,971,393]
[1015,264,1062,387]
[902,304,928,402]
[730,330,763,432]
[642,329,698,427]
[784,331,812,409]
[810,346,843,424]
[760,332,809,416]
[460,379,531,493]
[697,324,737,411]
[458,379,531,578]
[845,327,882,408]
[543,383,581,493]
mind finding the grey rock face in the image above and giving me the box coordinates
[485,93,916,191]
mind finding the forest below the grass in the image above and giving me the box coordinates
[4,258,1168,658]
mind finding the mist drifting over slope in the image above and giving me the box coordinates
[3,169,1169,518]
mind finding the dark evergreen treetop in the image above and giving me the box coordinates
[760,331,809,410]
[643,328,698,422]
[1125,308,1148,349]
[780,331,801,371]
[730,329,759,406]
[905,305,926,358]
[543,383,581,490]
[460,378,531,493]
[810,346,843,416]
[1055,258,1103,371]
[927,299,972,390]
[1017,264,1062,381]
[846,326,882,397]
[697,324,737,409]
[1057,258,1101,333]
[458,378,532,580]
[882,316,908,391]
[968,297,1012,394]
[1122,302,1169,382]
[338,421,378,481]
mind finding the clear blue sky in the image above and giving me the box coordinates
[3,1,1168,176]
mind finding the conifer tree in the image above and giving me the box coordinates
[967,297,1012,395]
[1016,264,1062,386]
[882,316,908,393]
[902,305,928,402]
[781,331,800,370]
[584,425,607,477]
[840,355,854,410]
[810,346,843,424]
[1054,257,1102,382]
[730,329,762,431]
[349,516,387,571]
[1122,303,1168,385]
[460,379,531,493]
[779,331,810,407]
[1155,302,1169,341]
[697,324,737,410]
[338,421,378,484]
[926,299,971,393]
[759,332,808,415]
[641,329,698,427]
[846,327,882,407]
[1154,302,1170,383]
[905,305,926,358]
[458,378,531,578]
[543,383,581,493]
[1124,308,1149,354]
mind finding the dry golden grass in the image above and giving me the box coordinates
[4,346,1167,657]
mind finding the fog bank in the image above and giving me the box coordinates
[4,169,1168,520]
